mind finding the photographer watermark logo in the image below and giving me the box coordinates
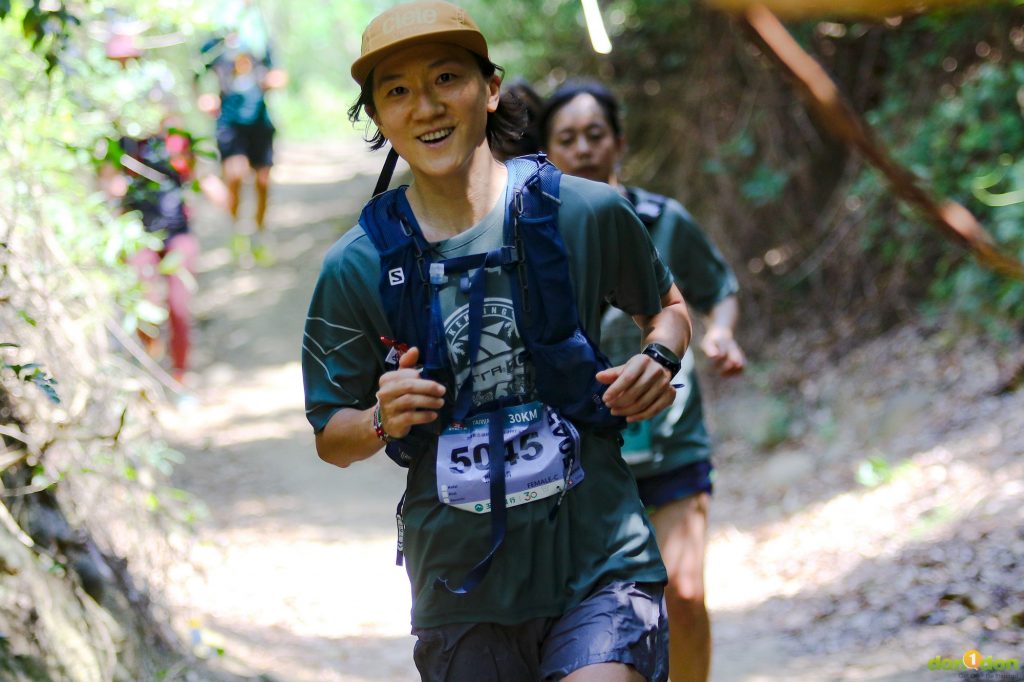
[928,649,1020,675]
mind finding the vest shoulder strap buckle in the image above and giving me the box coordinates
[429,262,446,285]
[513,189,525,216]
[496,244,519,267]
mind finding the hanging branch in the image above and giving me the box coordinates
[736,4,1024,281]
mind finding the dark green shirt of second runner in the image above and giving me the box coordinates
[601,188,739,480]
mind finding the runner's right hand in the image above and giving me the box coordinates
[376,346,446,439]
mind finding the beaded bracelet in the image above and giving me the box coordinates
[373,401,394,444]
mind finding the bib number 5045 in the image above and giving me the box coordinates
[449,431,542,474]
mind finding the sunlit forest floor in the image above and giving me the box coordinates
[159,138,1022,682]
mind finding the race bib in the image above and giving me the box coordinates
[436,402,583,514]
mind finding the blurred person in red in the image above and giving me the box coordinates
[99,29,228,387]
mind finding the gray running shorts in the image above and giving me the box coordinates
[412,581,668,682]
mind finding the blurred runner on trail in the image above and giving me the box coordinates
[100,27,229,390]
[197,0,287,265]
[542,80,746,682]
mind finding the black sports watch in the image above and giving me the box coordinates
[642,342,682,377]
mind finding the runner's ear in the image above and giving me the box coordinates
[486,74,501,114]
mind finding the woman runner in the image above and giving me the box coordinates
[542,80,746,682]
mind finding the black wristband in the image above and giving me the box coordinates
[642,342,682,377]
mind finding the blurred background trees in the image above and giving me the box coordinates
[461,0,1024,340]
[256,0,1024,339]
[5,0,1018,354]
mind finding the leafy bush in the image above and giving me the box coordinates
[1,2,217,676]
[857,37,1024,323]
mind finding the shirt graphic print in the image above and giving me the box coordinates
[444,296,532,408]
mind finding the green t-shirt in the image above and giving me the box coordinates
[602,188,739,480]
[302,174,672,629]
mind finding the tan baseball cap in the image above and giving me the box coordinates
[351,0,489,86]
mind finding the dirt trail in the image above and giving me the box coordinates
[166,139,418,682]
[163,139,1024,682]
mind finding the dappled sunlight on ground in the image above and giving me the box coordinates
[196,244,235,273]
[169,530,411,639]
[706,331,1024,680]
[194,269,300,327]
[707,430,1017,614]
[271,139,403,187]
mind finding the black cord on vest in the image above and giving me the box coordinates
[373,147,400,198]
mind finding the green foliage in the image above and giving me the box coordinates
[856,454,915,488]
[703,129,791,204]
[43,0,1010,334]
[849,9,1024,323]
[0,344,59,404]
[457,0,1024,334]
[0,10,210,668]
[18,0,80,74]
[856,455,893,487]
[742,163,791,206]
[911,503,956,537]
[0,0,223,340]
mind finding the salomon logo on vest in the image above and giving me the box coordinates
[388,268,405,286]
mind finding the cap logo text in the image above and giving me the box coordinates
[382,8,438,35]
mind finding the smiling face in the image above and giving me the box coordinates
[544,93,624,184]
[369,42,500,181]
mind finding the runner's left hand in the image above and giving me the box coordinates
[700,327,745,377]
[596,354,676,423]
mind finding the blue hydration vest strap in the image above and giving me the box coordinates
[430,245,520,592]
[429,246,520,423]
[456,264,484,421]
[504,159,624,431]
[435,406,507,594]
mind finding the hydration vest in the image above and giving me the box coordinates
[360,154,625,594]
[359,154,625,465]
[625,186,668,229]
